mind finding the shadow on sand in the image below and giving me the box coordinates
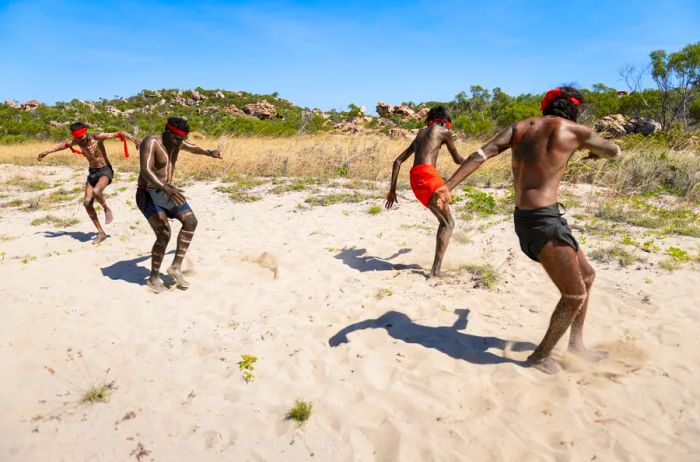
[41,230,96,243]
[101,254,152,286]
[329,309,536,366]
[334,247,424,274]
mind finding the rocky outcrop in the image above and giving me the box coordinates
[376,102,394,118]
[21,99,40,111]
[243,101,276,120]
[393,105,415,118]
[595,114,661,137]
[4,99,19,108]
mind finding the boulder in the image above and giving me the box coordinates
[243,101,276,120]
[376,101,394,118]
[3,99,18,108]
[393,105,415,118]
[334,122,363,134]
[213,91,226,99]
[594,114,627,138]
[105,105,122,115]
[414,107,430,121]
[21,99,40,110]
[191,90,206,101]
[625,118,661,136]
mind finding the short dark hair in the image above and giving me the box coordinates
[165,117,190,134]
[542,86,583,122]
[425,106,451,124]
[69,122,87,132]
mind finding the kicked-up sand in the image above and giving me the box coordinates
[0,164,699,461]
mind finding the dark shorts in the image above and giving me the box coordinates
[514,203,579,262]
[87,165,114,187]
[136,187,191,219]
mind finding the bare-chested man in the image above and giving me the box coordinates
[37,122,140,244]
[386,106,465,277]
[136,117,222,294]
[434,87,621,374]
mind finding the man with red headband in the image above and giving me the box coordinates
[385,106,465,277]
[136,117,222,294]
[434,87,621,373]
[37,122,140,244]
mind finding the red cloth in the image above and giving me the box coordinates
[116,130,129,158]
[410,164,444,207]
[541,88,581,111]
[427,118,452,129]
[64,141,84,156]
[166,123,188,137]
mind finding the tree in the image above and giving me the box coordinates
[649,42,700,129]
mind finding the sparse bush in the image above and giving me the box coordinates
[286,400,312,426]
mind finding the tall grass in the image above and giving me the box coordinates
[0,135,697,199]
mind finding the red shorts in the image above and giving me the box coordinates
[410,164,444,207]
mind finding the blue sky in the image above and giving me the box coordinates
[1,0,698,110]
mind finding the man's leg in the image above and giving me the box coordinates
[166,209,198,289]
[527,239,587,374]
[146,213,171,294]
[92,176,113,225]
[567,248,606,361]
[83,182,107,244]
[427,194,455,277]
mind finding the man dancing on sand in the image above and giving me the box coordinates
[434,87,621,374]
[136,117,221,293]
[385,106,465,277]
[37,122,140,244]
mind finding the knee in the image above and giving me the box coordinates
[582,268,595,287]
[446,216,455,231]
[156,226,171,242]
[83,198,93,208]
[182,214,198,230]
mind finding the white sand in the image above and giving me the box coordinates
[1,164,699,461]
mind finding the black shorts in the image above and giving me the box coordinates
[87,165,114,187]
[514,204,579,262]
[136,187,191,219]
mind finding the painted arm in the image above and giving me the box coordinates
[37,141,72,161]
[444,131,465,165]
[181,140,222,158]
[94,131,141,149]
[435,125,514,204]
[385,141,415,209]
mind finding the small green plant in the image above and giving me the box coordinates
[80,381,116,404]
[590,246,635,267]
[374,288,393,300]
[620,236,639,247]
[305,192,368,207]
[659,258,682,272]
[215,185,260,203]
[239,354,257,383]
[666,247,691,262]
[285,400,312,426]
[460,186,497,217]
[464,264,499,289]
[367,205,382,215]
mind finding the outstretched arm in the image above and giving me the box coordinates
[37,141,72,161]
[385,141,415,209]
[94,131,141,149]
[577,126,621,159]
[435,125,514,204]
[180,140,222,159]
[444,132,465,165]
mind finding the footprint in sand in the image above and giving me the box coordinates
[242,251,279,279]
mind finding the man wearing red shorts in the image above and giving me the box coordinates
[385,106,465,277]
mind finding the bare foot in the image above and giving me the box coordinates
[167,266,190,289]
[92,232,107,245]
[526,355,561,375]
[104,207,113,225]
[568,346,608,362]
[147,277,167,294]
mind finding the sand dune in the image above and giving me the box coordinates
[0,164,698,461]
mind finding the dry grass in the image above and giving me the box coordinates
[1,135,697,201]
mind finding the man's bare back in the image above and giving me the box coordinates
[411,124,463,167]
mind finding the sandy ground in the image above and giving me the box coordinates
[0,164,699,462]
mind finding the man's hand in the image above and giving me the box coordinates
[163,185,187,206]
[37,153,46,162]
[385,190,398,209]
[208,149,222,159]
[434,185,451,207]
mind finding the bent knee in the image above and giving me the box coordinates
[83,198,94,208]
[155,226,172,241]
[582,269,595,286]
[182,214,198,230]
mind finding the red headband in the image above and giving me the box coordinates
[166,123,188,137]
[427,118,452,129]
[71,127,88,139]
[541,89,581,111]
